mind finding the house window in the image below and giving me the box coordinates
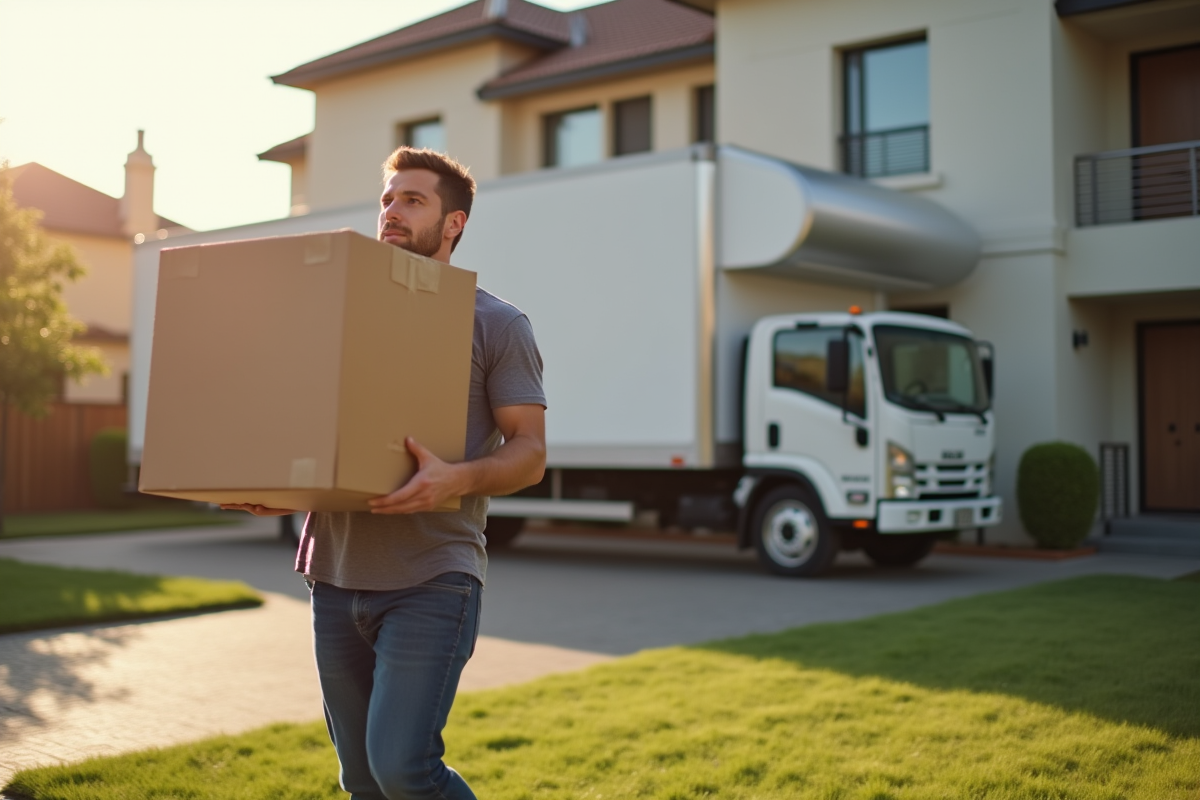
[613,96,652,156]
[544,106,603,168]
[694,84,715,143]
[841,37,929,178]
[401,118,446,152]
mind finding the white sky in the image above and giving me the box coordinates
[0,0,593,232]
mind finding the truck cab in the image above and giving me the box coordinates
[737,310,1002,575]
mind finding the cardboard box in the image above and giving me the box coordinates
[139,229,476,512]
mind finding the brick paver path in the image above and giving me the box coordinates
[0,592,611,787]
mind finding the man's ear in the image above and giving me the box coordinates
[443,210,467,241]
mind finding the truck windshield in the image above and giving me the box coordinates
[874,325,990,415]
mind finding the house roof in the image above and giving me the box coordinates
[4,162,184,238]
[270,0,713,96]
[257,133,311,163]
[478,0,714,99]
[271,0,571,89]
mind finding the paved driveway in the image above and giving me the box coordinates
[3,518,1196,655]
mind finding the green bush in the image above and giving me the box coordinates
[89,427,131,509]
[1017,441,1099,549]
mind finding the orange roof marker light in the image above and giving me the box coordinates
[848,305,863,315]
[852,519,870,529]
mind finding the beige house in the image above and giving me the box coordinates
[8,132,185,403]
[259,0,1199,546]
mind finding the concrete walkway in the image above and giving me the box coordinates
[2,517,1196,789]
[0,591,610,786]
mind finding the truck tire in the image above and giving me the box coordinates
[484,516,525,548]
[751,485,839,577]
[863,533,937,567]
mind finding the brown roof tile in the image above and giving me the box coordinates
[4,163,185,239]
[479,0,713,99]
[272,0,571,89]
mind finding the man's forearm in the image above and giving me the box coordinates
[452,434,545,498]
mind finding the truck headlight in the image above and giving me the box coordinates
[887,442,916,499]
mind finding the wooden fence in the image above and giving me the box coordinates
[2,402,128,513]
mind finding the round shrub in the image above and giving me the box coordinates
[89,427,131,509]
[1017,441,1099,549]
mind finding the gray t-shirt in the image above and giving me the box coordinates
[295,287,545,591]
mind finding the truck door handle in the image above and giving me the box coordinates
[768,423,780,449]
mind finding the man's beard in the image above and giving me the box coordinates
[381,216,444,258]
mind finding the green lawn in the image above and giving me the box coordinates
[0,558,262,634]
[6,575,1198,800]
[1,507,243,539]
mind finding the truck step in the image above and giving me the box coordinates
[1091,535,1200,559]
[1106,516,1200,541]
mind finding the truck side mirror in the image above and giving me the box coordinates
[826,339,849,394]
[978,341,995,400]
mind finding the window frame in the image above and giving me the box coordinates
[543,105,603,168]
[612,95,653,157]
[840,35,930,178]
[694,84,716,144]
[399,117,445,151]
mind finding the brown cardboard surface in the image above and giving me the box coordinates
[139,229,476,512]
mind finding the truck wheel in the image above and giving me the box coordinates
[484,516,525,548]
[863,533,937,567]
[751,486,839,577]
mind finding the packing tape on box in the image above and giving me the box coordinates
[174,250,200,279]
[289,457,318,488]
[304,234,333,265]
[390,250,441,293]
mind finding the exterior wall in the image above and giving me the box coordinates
[53,231,133,334]
[307,40,538,210]
[497,62,716,173]
[288,158,308,215]
[50,230,132,405]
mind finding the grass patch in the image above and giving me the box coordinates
[0,558,262,634]
[1176,569,1200,583]
[7,575,1198,799]
[1,507,241,539]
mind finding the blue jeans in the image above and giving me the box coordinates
[311,573,482,800]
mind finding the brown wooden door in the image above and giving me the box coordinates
[1141,321,1200,511]
[1132,44,1200,220]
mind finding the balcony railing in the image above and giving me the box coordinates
[841,125,930,179]
[1075,140,1200,227]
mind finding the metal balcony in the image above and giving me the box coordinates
[840,125,930,179]
[1076,140,1200,227]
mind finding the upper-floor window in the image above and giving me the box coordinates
[773,327,866,418]
[841,37,929,178]
[613,96,652,156]
[694,84,716,143]
[401,118,446,152]
[544,106,602,168]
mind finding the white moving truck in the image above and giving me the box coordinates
[130,145,1001,576]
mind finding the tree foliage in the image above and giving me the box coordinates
[0,167,106,417]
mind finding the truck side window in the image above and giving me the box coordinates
[773,328,867,418]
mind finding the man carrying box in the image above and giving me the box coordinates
[223,147,546,800]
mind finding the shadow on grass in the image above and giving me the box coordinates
[0,558,263,634]
[697,574,1200,738]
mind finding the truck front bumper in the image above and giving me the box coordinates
[876,496,1002,534]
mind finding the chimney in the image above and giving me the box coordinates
[120,129,157,239]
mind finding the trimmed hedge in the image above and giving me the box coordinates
[89,427,132,509]
[1017,441,1099,549]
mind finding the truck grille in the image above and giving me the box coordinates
[915,462,986,499]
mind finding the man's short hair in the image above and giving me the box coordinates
[382,147,476,251]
